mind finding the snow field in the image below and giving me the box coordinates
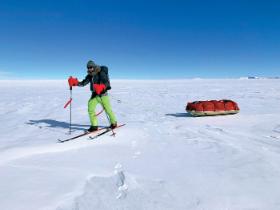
[0,79,280,210]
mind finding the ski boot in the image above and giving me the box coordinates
[110,123,117,129]
[88,126,98,132]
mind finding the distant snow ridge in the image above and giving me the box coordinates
[57,164,179,210]
[239,76,280,80]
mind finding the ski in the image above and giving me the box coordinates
[88,124,126,140]
[57,127,107,143]
[58,124,125,143]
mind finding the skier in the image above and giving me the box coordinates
[68,60,117,132]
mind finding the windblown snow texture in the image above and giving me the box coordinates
[0,79,280,210]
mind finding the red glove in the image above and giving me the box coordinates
[94,84,106,95]
[68,76,79,87]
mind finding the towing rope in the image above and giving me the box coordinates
[95,109,104,116]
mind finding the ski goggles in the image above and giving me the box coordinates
[87,66,94,70]
[87,66,95,73]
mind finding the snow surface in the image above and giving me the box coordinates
[0,79,280,210]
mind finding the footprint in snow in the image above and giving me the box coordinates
[114,163,128,199]
[131,140,137,149]
[273,125,280,134]
[132,151,141,159]
[267,135,280,140]
[205,124,225,133]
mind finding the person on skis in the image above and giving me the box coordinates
[68,60,117,132]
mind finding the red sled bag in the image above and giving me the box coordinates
[186,100,239,116]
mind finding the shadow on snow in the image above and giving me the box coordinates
[165,113,193,118]
[26,119,90,131]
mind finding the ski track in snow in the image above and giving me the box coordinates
[1,79,280,210]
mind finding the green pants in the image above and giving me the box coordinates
[88,95,117,126]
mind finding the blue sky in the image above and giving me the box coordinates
[0,0,279,79]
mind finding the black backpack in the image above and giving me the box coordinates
[100,66,111,90]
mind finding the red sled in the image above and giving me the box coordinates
[186,100,240,116]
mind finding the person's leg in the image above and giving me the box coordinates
[100,95,117,125]
[88,97,99,127]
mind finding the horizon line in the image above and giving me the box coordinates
[1,76,280,81]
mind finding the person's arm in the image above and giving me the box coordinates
[78,75,91,87]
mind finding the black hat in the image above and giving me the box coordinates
[87,60,96,68]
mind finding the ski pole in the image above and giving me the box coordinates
[63,88,73,134]
[69,86,72,134]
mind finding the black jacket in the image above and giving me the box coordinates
[78,66,111,98]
